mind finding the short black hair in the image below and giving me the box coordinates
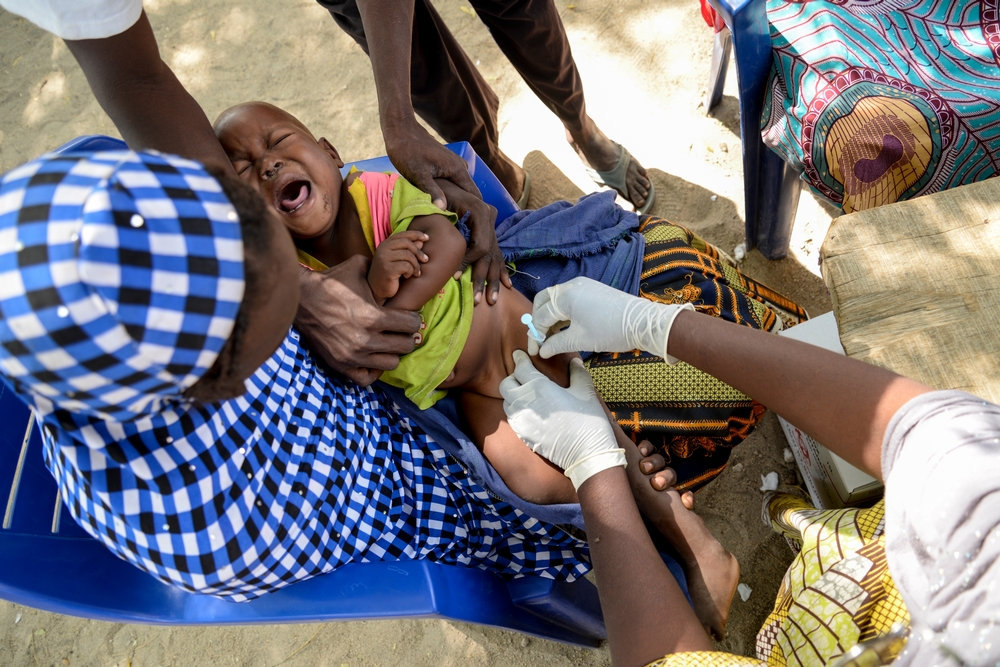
[197,165,275,388]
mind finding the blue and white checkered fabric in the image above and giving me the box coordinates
[1,149,590,601]
[0,151,244,422]
[41,331,590,601]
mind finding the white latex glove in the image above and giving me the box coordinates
[500,350,625,490]
[528,277,693,361]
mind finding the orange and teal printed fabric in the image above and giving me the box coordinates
[762,0,1000,213]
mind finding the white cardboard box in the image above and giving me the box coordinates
[777,313,883,509]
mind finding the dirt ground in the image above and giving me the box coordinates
[0,0,839,665]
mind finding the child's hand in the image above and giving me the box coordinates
[368,230,431,303]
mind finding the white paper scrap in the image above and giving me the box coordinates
[760,471,779,491]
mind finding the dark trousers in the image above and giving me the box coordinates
[316,0,588,188]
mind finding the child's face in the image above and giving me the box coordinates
[215,102,345,239]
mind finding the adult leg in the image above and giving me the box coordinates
[315,0,526,199]
[470,0,652,210]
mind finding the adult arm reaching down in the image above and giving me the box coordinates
[500,352,714,666]
[62,9,235,175]
[350,0,509,305]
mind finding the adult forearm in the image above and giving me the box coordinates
[579,469,712,666]
[65,12,232,174]
[356,0,418,132]
[668,310,930,480]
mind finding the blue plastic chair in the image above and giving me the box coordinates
[0,136,607,646]
[705,0,803,260]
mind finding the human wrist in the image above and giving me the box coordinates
[380,108,420,138]
[564,448,627,491]
[631,302,693,364]
[294,269,321,320]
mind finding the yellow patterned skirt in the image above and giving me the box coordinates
[643,495,907,667]
[587,216,807,491]
[755,494,909,667]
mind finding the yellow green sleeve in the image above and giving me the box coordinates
[389,176,458,233]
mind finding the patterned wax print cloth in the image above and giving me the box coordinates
[646,653,765,667]
[298,170,474,410]
[0,151,590,602]
[641,496,906,667]
[755,495,909,667]
[585,216,807,492]
[762,0,1000,213]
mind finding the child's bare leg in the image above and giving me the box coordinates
[609,419,739,640]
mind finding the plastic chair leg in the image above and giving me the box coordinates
[754,148,802,259]
[705,27,732,112]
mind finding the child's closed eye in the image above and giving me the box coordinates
[270,133,293,149]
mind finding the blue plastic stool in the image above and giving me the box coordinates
[0,136,605,646]
[705,0,802,260]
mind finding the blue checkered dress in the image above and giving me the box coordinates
[0,151,590,601]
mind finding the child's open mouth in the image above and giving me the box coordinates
[277,180,311,213]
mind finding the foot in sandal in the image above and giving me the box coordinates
[565,117,654,214]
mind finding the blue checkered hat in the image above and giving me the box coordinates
[0,150,245,422]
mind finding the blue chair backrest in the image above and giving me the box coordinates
[344,141,519,225]
[0,136,602,645]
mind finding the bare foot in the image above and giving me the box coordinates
[565,118,651,210]
[625,439,740,640]
[638,441,689,500]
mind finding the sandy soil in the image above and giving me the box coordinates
[0,0,838,664]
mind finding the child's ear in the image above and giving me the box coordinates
[319,138,345,168]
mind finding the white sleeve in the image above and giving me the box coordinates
[0,0,142,40]
[881,390,1000,666]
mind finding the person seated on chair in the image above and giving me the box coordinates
[759,0,1000,214]
[0,148,594,603]
[215,101,810,638]
[215,101,808,495]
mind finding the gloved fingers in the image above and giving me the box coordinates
[498,374,521,401]
[526,335,540,357]
[565,357,599,402]
[530,285,567,334]
[511,349,547,384]
[536,327,578,359]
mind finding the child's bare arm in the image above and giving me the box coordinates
[382,214,467,312]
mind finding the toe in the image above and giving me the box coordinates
[640,453,667,474]
[681,491,695,510]
[650,468,677,491]
[637,440,654,457]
